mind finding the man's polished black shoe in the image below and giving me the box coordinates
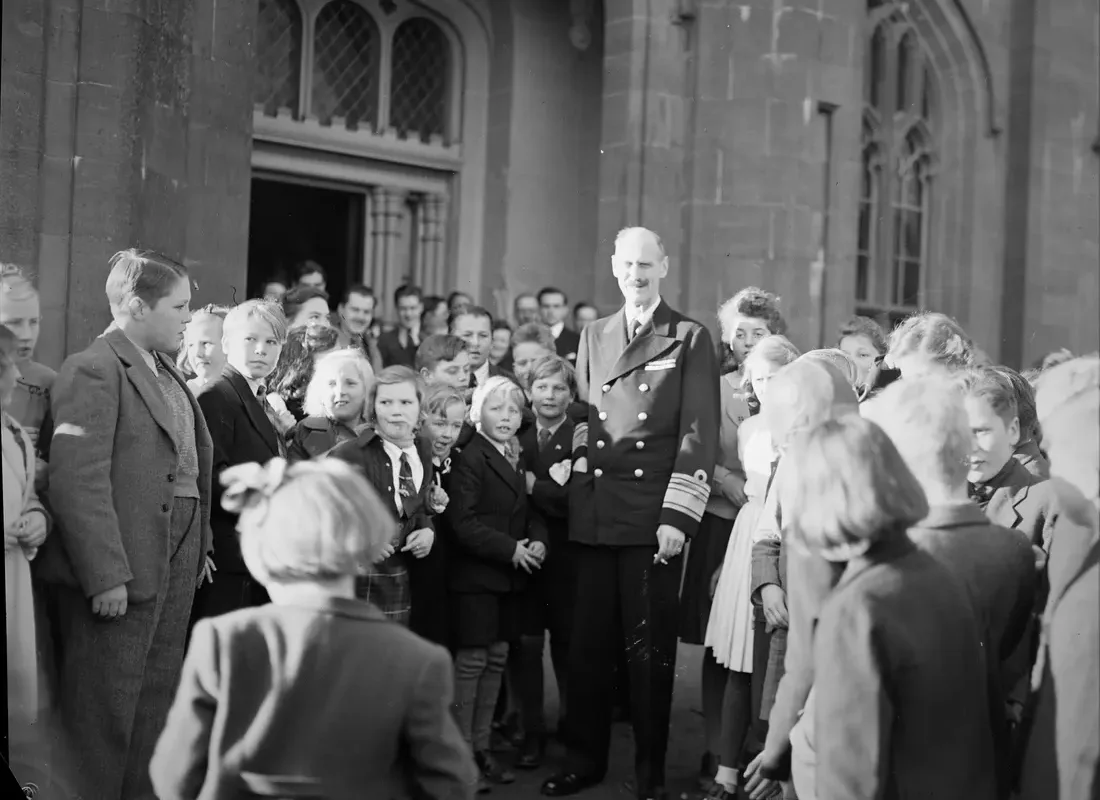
[540,771,600,796]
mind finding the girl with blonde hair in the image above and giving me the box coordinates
[703,334,799,798]
[287,348,375,461]
[887,310,976,379]
[151,457,477,799]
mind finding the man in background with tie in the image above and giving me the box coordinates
[191,300,289,626]
[542,227,720,800]
[42,249,214,799]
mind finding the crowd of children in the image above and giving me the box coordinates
[1,251,1098,800]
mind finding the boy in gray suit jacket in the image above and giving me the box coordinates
[41,250,213,800]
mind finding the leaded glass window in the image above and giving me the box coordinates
[311,0,382,130]
[389,18,450,141]
[858,4,938,324]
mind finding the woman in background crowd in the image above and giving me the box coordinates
[0,266,55,452]
[886,310,977,379]
[837,315,894,400]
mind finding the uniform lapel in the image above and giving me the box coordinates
[605,302,680,383]
[224,366,280,457]
[104,328,176,445]
[987,459,1033,529]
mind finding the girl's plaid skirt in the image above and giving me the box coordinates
[356,551,411,626]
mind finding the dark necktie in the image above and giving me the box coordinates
[504,439,520,472]
[6,418,27,466]
[538,427,552,451]
[255,384,267,399]
[629,319,641,341]
[398,452,418,519]
[969,481,996,510]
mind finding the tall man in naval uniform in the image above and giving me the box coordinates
[542,227,720,800]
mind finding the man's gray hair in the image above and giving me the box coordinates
[615,227,667,258]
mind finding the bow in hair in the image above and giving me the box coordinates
[220,458,290,515]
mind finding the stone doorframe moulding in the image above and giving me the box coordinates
[250,0,492,299]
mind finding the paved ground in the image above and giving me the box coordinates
[493,643,708,800]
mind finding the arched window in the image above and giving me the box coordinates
[311,0,382,130]
[859,7,938,327]
[390,18,450,142]
[255,0,303,116]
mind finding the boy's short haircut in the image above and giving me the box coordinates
[511,322,554,351]
[491,319,512,333]
[538,287,568,304]
[105,248,189,310]
[954,366,1018,424]
[526,355,577,394]
[224,299,289,344]
[421,383,467,421]
[469,375,525,427]
[449,305,494,332]
[416,334,468,372]
[992,365,1040,440]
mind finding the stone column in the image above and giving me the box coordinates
[370,186,407,306]
[676,0,863,346]
[594,0,688,311]
[416,194,448,295]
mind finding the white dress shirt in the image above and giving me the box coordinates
[473,361,491,387]
[550,321,565,340]
[380,437,425,512]
[625,296,662,333]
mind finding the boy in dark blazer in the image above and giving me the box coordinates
[445,375,548,789]
[515,355,578,768]
[192,300,289,624]
[42,250,212,800]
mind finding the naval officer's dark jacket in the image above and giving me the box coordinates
[568,301,720,546]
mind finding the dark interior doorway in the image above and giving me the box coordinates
[247,177,365,306]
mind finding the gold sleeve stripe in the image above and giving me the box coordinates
[573,422,589,452]
[663,472,711,522]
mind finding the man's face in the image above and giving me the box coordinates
[962,395,1019,483]
[141,278,192,354]
[397,295,424,330]
[515,296,539,326]
[0,292,41,363]
[423,351,471,390]
[452,313,492,369]
[298,271,325,291]
[612,231,667,307]
[574,305,598,329]
[539,292,568,327]
[512,342,552,389]
[339,292,375,335]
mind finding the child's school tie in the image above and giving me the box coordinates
[398,452,418,519]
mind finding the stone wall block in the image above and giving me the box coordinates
[37,155,77,235]
[776,9,824,58]
[3,0,47,77]
[42,80,78,156]
[70,156,130,242]
[0,69,45,155]
[210,0,258,67]
[819,15,855,68]
[726,99,769,156]
[79,8,143,88]
[73,83,131,162]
